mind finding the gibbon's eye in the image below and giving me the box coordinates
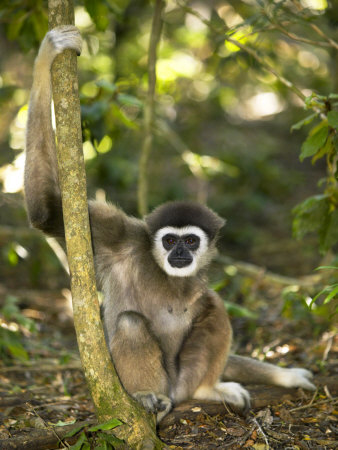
[162,234,178,250]
[183,234,200,250]
[185,236,196,246]
[166,237,176,246]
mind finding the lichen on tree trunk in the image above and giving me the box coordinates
[47,0,165,447]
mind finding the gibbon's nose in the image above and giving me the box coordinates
[175,242,184,256]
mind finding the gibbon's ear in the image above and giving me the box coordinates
[145,201,226,241]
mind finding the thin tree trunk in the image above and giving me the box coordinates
[48,0,165,447]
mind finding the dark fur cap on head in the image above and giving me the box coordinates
[145,201,225,240]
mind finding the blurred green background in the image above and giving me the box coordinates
[0,0,337,294]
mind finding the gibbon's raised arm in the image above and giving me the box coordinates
[24,26,83,237]
[24,26,144,253]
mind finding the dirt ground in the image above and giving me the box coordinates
[0,279,337,449]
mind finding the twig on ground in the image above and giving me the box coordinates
[290,397,337,412]
[251,417,270,449]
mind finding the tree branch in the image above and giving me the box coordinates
[138,0,165,216]
[176,1,309,102]
[293,0,338,51]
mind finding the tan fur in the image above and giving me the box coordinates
[24,27,315,421]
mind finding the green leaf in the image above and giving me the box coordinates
[311,284,338,307]
[69,432,88,450]
[64,424,87,438]
[59,353,71,365]
[211,279,228,291]
[7,11,28,40]
[84,0,109,31]
[292,194,329,239]
[96,80,117,94]
[310,286,330,308]
[292,195,338,252]
[105,0,123,15]
[223,301,258,319]
[97,431,124,446]
[328,111,338,129]
[88,418,123,432]
[3,295,20,319]
[81,101,110,122]
[7,343,29,361]
[291,113,317,132]
[7,247,19,266]
[323,285,338,303]
[31,10,48,42]
[110,103,139,130]
[321,208,338,252]
[311,135,332,164]
[117,93,143,108]
[300,125,328,161]
[315,265,338,271]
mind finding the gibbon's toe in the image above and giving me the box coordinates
[216,382,251,412]
[287,368,316,390]
[156,394,173,422]
[133,391,158,412]
[274,367,316,391]
[193,382,251,413]
[132,391,172,422]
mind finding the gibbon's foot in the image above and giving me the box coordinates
[193,382,251,413]
[44,25,82,59]
[274,367,316,391]
[133,391,172,422]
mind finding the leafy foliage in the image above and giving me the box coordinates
[63,418,124,450]
[0,296,37,362]
[0,0,337,293]
[311,265,338,311]
[292,194,338,253]
[292,92,338,255]
[0,0,48,51]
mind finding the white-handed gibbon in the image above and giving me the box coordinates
[24,26,315,421]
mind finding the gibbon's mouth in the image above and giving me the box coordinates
[169,258,192,268]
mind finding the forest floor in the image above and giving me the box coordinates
[0,271,337,449]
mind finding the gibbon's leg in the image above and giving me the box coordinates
[109,311,172,421]
[173,294,250,412]
[223,355,315,390]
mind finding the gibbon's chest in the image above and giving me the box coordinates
[149,302,194,364]
[151,301,193,337]
[102,244,200,336]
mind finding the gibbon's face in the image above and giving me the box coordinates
[152,226,209,277]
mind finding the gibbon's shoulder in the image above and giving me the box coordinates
[88,199,148,245]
